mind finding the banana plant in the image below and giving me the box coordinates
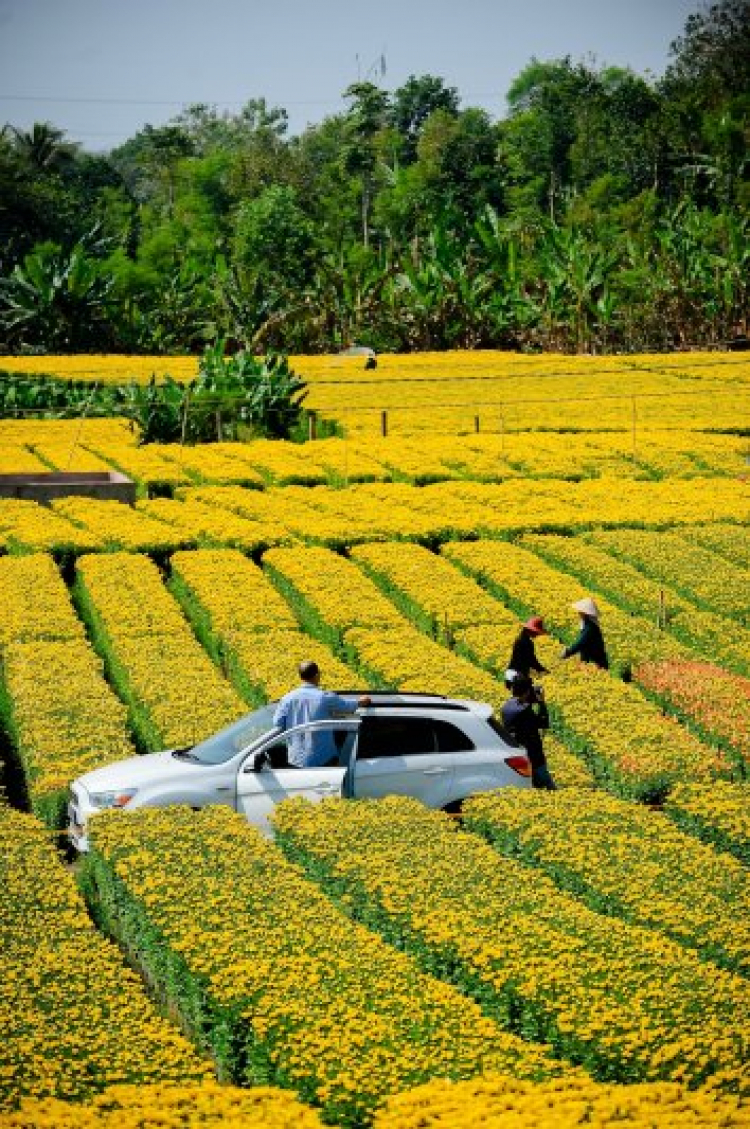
[534,224,620,351]
[0,239,115,351]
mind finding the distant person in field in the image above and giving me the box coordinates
[502,673,555,790]
[273,661,370,768]
[560,597,609,670]
[504,615,549,689]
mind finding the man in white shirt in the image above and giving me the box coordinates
[273,661,371,767]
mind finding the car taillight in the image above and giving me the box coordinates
[504,755,532,777]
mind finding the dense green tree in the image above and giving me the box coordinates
[342,82,391,247]
[233,184,315,292]
[390,74,460,161]
[0,230,116,351]
[0,3,747,356]
[663,0,750,106]
[502,58,600,219]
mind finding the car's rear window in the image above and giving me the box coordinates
[487,715,521,748]
[433,719,474,752]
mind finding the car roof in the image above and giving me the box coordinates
[332,691,494,718]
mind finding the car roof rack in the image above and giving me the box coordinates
[333,690,450,698]
[332,690,471,712]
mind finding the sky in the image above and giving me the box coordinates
[0,0,700,150]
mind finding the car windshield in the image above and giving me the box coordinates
[189,703,278,765]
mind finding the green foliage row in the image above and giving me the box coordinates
[0,339,307,443]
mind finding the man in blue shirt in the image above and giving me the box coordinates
[273,661,371,767]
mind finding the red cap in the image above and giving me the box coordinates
[524,616,547,636]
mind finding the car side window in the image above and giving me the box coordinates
[260,739,293,769]
[357,716,437,759]
[433,719,475,752]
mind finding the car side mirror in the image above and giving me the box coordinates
[250,750,268,773]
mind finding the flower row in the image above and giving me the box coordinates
[679,521,750,569]
[636,660,749,770]
[0,477,748,554]
[74,552,244,750]
[0,1083,324,1129]
[444,537,690,675]
[666,780,750,867]
[10,426,750,491]
[52,497,181,554]
[264,545,407,641]
[0,554,85,648]
[588,528,750,624]
[1,639,134,826]
[0,498,100,554]
[373,1075,750,1128]
[85,805,565,1125]
[169,549,357,700]
[141,496,283,554]
[461,788,750,976]
[0,416,134,447]
[272,795,750,1094]
[0,806,208,1110]
[0,555,134,824]
[191,483,437,547]
[0,446,48,474]
[350,540,518,635]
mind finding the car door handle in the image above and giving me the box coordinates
[215,786,233,792]
[422,767,449,775]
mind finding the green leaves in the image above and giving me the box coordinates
[0,339,307,445]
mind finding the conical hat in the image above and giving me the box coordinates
[572,597,600,619]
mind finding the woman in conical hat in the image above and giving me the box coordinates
[560,597,609,670]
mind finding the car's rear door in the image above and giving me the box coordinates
[351,714,455,809]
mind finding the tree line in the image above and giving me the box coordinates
[0,0,748,356]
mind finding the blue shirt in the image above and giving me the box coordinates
[272,684,358,767]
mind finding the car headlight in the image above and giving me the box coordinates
[89,789,138,810]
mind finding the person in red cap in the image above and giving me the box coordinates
[505,615,549,689]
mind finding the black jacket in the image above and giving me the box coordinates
[501,696,549,768]
[508,629,548,677]
[564,617,609,669]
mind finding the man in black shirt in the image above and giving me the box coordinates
[501,673,556,790]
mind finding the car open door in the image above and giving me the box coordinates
[236,719,358,833]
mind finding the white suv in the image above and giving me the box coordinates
[68,693,531,850]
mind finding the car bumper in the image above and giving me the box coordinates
[67,795,90,853]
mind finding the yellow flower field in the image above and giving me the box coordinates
[666,780,750,866]
[0,807,209,1110]
[0,349,748,1122]
[462,788,750,975]
[74,552,245,749]
[521,532,750,675]
[587,529,750,624]
[86,806,568,1124]
[3,350,748,435]
[0,1083,325,1129]
[273,796,750,1095]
